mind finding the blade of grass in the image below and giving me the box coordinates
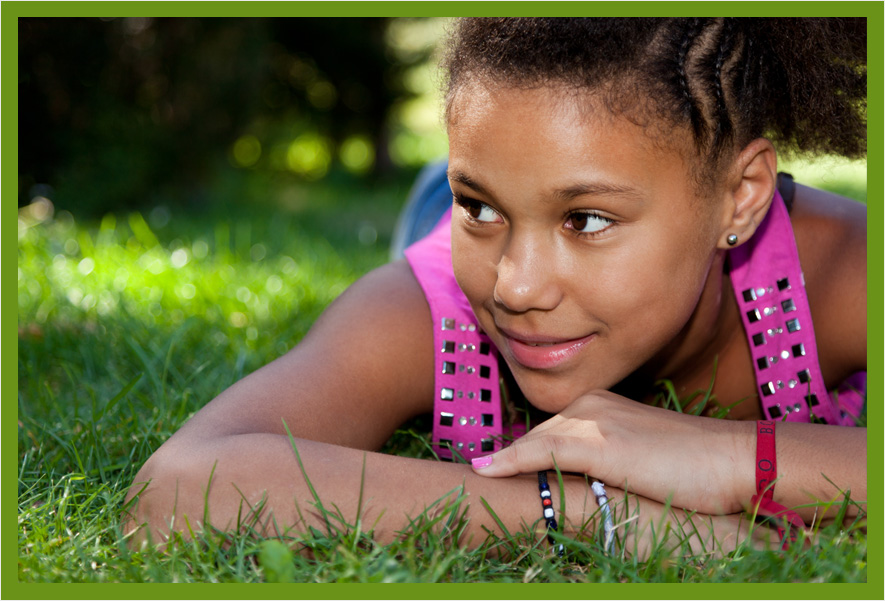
[281,419,332,535]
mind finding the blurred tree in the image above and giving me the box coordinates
[18,17,438,215]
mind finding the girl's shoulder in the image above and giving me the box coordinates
[789,184,866,383]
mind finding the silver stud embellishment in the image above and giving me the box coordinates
[442,318,455,331]
[441,388,454,401]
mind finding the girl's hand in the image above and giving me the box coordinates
[472,390,755,515]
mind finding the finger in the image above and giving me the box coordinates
[470,434,589,477]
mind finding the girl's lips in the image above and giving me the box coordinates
[499,330,595,370]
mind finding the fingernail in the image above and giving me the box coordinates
[471,455,493,469]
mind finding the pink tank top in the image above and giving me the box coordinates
[405,191,864,461]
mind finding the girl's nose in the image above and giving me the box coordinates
[493,234,563,313]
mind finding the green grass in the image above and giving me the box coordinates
[17,169,868,584]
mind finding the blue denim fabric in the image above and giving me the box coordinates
[390,160,452,260]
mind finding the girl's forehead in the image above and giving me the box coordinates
[447,82,713,188]
[449,84,678,157]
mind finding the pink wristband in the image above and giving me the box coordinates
[750,420,806,549]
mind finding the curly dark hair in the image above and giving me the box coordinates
[442,18,866,165]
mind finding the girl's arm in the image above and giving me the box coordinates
[469,396,865,522]
[125,421,765,557]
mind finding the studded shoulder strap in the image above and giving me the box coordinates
[727,191,860,425]
[404,209,506,460]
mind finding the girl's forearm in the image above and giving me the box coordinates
[124,434,584,547]
[123,434,761,557]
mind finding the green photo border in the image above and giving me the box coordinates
[4,2,881,599]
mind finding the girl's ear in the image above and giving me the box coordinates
[717,138,778,249]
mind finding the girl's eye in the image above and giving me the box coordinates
[566,212,613,235]
[455,196,501,224]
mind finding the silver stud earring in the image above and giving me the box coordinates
[726,234,739,246]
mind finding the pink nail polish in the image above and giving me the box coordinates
[471,455,493,469]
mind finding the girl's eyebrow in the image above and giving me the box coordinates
[449,170,643,204]
[447,170,488,195]
[552,182,645,204]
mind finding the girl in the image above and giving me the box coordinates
[125,18,867,557]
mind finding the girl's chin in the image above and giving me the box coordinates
[510,367,626,413]
[514,379,586,413]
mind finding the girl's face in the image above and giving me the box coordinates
[448,84,732,413]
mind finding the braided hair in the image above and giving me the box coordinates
[442,18,866,172]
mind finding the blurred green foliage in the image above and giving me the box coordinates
[19,17,449,216]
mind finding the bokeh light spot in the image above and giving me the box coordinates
[192,239,209,259]
[179,283,196,300]
[77,257,95,275]
[232,135,262,168]
[229,312,248,328]
[265,275,283,294]
[171,248,190,268]
[340,136,375,174]
[307,80,338,110]
[286,134,332,180]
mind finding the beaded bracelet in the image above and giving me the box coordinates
[537,471,565,556]
[590,480,614,554]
